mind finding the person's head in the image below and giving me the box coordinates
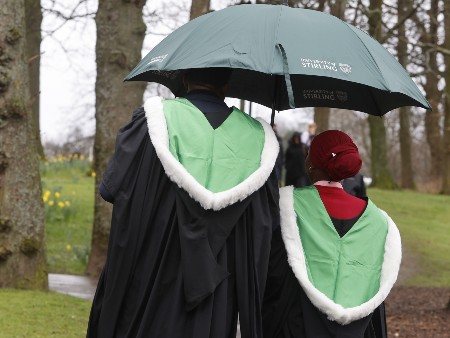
[305,130,362,183]
[308,122,317,134]
[290,132,301,145]
[182,67,232,99]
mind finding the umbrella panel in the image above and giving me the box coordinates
[132,68,427,116]
[288,75,428,116]
[132,68,290,110]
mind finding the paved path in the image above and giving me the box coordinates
[48,273,97,300]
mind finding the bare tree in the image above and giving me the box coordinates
[397,0,415,189]
[25,0,44,159]
[190,0,211,19]
[0,0,47,289]
[443,0,450,194]
[87,0,147,278]
[411,1,444,187]
[366,0,396,189]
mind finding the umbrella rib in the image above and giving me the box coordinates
[276,43,295,109]
[269,4,285,120]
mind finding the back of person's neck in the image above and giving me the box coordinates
[186,89,221,99]
[187,83,225,100]
[314,180,343,188]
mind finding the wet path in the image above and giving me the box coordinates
[48,273,97,300]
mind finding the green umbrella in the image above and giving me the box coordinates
[125,4,430,117]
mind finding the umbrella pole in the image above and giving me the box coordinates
[271,75,279,127]
[271,105,275,127]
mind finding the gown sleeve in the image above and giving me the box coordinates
[101,107,148,201]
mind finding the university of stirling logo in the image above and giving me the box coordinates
[300,58,352,75]
[339,63,352,74]
[335,90,348,102]
[147,54,168,65]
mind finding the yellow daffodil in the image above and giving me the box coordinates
[54,192,61,198]
[65,201,71,207]
[58,201,65,208]
[48,200,54,206]
[42,190,51,203]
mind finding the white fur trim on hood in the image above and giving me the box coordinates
[144,96,279,211]
[279,186,402,325]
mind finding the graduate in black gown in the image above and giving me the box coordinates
[86,68,280,338]
[262,130,401,338]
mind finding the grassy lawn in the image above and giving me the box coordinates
[40,157,95,275]
[0,289,91,338]
[368,188,450,287]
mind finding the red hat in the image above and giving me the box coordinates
[309,130,362,181]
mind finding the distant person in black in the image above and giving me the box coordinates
[285,132,308,187]
[343,172,367,199]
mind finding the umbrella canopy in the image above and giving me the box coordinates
[125,4,431,116]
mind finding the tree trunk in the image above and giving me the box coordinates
[442,0,450,194]
[25,0,44,159]
[397,0,414,189]
[0,0,47,289]
[314,107,330,133]
[368,115,396,188]
[398,106,414,188]
[88,0,147,278]
[330,0,347,19]
[367,0,396,189]
[190,0,211,19]
[421,0,443,183]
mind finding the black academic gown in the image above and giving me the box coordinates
[262,192,390,338]
[86,105,280,338]
[262,228,387,338]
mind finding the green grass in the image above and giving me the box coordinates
[0,289,91,338]
[41,158,95,275]
[368,188,450,287]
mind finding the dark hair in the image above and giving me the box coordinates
[184,67,232,87]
